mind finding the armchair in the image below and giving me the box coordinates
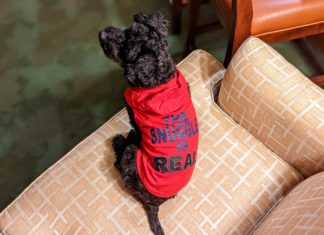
[1,37,323,234]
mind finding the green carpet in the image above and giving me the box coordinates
[0,0,315,211]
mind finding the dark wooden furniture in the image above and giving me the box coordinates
[185,0,220,54]
[185,0,324,86]
[170,0,220,56]
[211,0,324,67]
[170,0,187,34]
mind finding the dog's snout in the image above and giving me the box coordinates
[99,30,108,41]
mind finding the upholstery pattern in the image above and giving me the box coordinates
[253,172,324,235]
[219,37,324,177]
[0,50,302,234]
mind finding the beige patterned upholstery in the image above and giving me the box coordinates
[253,172,324,235]
[218,37,324,177]
[0,50,303,234]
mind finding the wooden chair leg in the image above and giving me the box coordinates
[171,0,183,34]
[185,0,201,55]
[224,0,253,67]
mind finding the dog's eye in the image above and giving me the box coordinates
[116,37,124,44]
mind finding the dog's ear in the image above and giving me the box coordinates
[124,23,148,62]
[99,26,126,67]
[133,12,168,37]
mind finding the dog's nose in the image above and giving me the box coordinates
[99,30,108,41]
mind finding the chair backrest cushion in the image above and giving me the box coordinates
[218,37,324,177]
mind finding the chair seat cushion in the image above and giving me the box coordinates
[251,0,324,36]
[253,172,324,235]
[0,50,302,234]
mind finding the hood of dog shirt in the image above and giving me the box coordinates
[124,69,199,198]
[124,69,190,116]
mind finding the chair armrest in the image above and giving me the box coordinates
[218,37,324,177]
[253,172,324,234]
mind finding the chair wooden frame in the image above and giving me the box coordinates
[171,0,186,34]
[217,0,324,69]
[210,0,324,86]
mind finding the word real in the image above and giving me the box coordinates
[154,151,197,173]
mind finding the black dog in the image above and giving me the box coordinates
[99,13,199,235]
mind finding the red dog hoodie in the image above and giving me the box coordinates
[124,69,199,198]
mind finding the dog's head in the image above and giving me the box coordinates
[99,13,175,88]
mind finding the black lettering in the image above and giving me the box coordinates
[180,112,188,122]
[170,156,182,172]
[172,114,180,123]
[176,142,181,152]
[193,151,197,164]
[150,128,157,144]
[154,157,168,172]
[182,141,189,151]
[184,153,192,169]
[192,118,199,135]
[184,121,192,137]
[176,124,185,140]
[166,126,176,142]
[157,127,167,143]
[163,116,170,125]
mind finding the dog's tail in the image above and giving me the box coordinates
[147,205,164,235]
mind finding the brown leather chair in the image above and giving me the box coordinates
[210,0,324,67]
[186,0,324,86]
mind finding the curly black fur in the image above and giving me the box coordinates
[99,13,177,235]
[99,12,176,88]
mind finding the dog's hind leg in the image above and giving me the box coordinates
[118,145,164,235]
[119,143,168,235]
[113,129,139,172]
